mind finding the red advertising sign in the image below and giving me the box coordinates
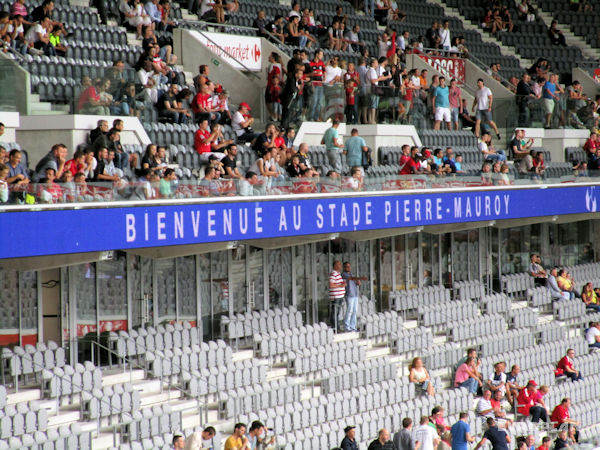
[594,69,600,83]
[419,55,466,85]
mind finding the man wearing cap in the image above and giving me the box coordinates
[341,425,359,450]
[232,102,259,143]
[368,428,396,450]
[473,418,510,450]
[517,380,548,423]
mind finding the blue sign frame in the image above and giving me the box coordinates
[1,185,598,259]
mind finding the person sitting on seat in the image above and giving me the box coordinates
[556,348,583,381]
[409,357,435,396]
[454,356,482,394]
[548,267,570,300]
[517,380,548,423]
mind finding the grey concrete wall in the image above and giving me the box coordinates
[174,28,264,118]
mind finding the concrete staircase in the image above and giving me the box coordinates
[29,94,70,116]
[428,0,535,70]
[529,0,600,61]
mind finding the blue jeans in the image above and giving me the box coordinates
[485,150,506,162]
[345,296,358,331]
[589,341,600,349]
[309,85,323,121]
[364,0,374,16]
[459,378,478,394]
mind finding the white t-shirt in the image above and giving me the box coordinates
[378,39,390,58]
[397,35,406,50]
[232,111,245,136]
[488,371,507,393]
[414,424,437,450]
[7,23,24,35]
[367,67,378,87]
[586,326,600,344]
[476,86,492,110]
[324,65,342,84]
[411,75,421,88]
[25,23,46,44]
[199,0,212,16]
[439,28,451,47]
[478,141,489,154]
[476,398,494,417]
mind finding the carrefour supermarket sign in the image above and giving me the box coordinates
[1,185,599,259]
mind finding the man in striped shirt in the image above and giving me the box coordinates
[329,260,346,332]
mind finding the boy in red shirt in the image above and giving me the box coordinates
[344,79,357,124]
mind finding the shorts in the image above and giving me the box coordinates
[435,106,451,122]
[451,107,459,123]
[369,94,380,109]
[543,98,555,115]
[476,109,493,122]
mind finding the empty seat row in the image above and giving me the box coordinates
[450,314,507,342]
[360,311,403,341]
[527,286,554,308]
[0,403,48,439]
[393,327,433,354]
[108,321,200,361]
[222,306,302,341]
[509,306,538,328]
[288,341,366,376]
[1,341,66,386]
[0,423,93,450]
[81,383,140,421]
[502,272,535,295]
[254,322,333,359]
[537,322,567,344]
[480,293,512,314]
[423,343,465,371]
[389,286,451,312]
[321,359,398,395]
[453,280,486,301]
[554,299,587,321]
[42,362,102,399]
[182,360,267,396]
[124,405,181,443]
[217,380,302,419]
[480,328,536,356]
[418,300,479,326]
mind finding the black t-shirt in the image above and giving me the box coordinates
[31,5,52,23]
[484,427,508,450]
[510,137,521,156]
[516,80,532,101]
[159,92,177,112]
[252,133,270,155]
[94,159,106,181]
[286,164,302,178]
[222,154,237,173]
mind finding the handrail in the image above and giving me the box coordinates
[188,27,261,80]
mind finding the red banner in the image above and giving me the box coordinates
[594,69,600,83]
[419,55,465,85]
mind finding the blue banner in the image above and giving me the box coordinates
[1,185,598,259]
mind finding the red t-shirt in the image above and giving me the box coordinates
[403,79,414,101]
[269,85,282,103]
[344,71,359,84]
[192,92,211,114]
[273,136,285,150]
[345,87,355,106]
[64,159,84,177]
[77,86,100,111]
[584,138,599,155]
[399,155,417,175]
[550,404,569,427]
[194,128,211,154]
[557,356,573,373]
[517,388,535,416]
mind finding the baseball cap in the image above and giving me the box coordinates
[527,380,537,387]
[344,426,355,433]
[240,102,251,110]
[423,149,432,158]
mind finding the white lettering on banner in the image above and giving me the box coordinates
[192,31,262,71]
[419,55,465,84]
[120,194,513,245]
[174,211,184,239]
[126,214,136,242]
[157,212,166,240]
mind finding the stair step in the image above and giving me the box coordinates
[139,389,182,407]
[102,369,146,387]
[7,388,41,405]
[91,431,118,450]
[29,109,68,115]
[47,410,81,428]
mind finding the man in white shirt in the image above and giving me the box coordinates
[586,322,600,349]
[414,416,439,450]
[232,102,258,143]
[324,58,343,84]
[477,389,495,418]
[439,20,451,50]
[25,16,56,56]
[472,78,501,139]
[345,25,364,53]
[397,30,409,51]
